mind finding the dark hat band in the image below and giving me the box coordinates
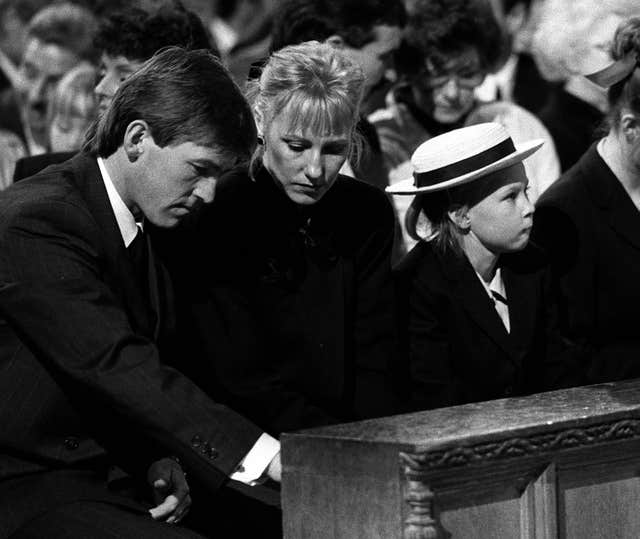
[585,51,639,89]
[413,137,516,188]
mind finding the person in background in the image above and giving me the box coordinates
[0,2,96,187]
[371,0,559,251]
[393,123,577,411]
[163,41,398,439]
[532,17,640,385]
[93,1,216,116]
[13,0,216,181]
[0,2,96,155]
[48,62,97,152]
[0,0,52,92]
[476,0,559,116]
[532,0,640,171]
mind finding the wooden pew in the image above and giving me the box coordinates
[282,379,640,538]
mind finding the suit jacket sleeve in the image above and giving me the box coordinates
[0,197,263,490]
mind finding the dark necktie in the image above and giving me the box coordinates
[490,290,510,333]
[128,226,152,306]
[128,227,148,277]
[491,290,508,306]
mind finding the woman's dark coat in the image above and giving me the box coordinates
[532,143,640,384]
[163,164,398,436]
[394,240,577,411]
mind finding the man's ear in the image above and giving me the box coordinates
[620,111,640,145]
[325,34,346,49]
[447,204,471,232]
[122,120,151,162]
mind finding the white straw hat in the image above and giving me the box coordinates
[386,122,544,195]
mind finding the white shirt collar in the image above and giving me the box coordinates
[97,157,140,247]
[475,267,507,301]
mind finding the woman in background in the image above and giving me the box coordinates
[48,62,97,152]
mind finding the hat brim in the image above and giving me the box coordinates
[386,138,544,195]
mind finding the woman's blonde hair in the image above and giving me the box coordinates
[245,41,365,171]
[48,62,97,151]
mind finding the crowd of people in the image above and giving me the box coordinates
[0,0,640,537]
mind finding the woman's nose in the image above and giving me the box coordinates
[305,151,323,179]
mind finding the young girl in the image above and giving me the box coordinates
[392,122,576,410]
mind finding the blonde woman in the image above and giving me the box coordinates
[180,41,398,436]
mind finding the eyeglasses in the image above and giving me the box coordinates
[420,69,485,90]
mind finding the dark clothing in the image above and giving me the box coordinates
[355,115,406,263]
[10,501,206,539]
[533,143,640,384]
[13,151,75,182]
[395,241,578,411]
[511,52,559,116]
[539,88,604,172]
[0,88,24,145]
[0,153,262,537]
[160,164,398,436]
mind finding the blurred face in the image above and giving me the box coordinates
[129,135,236,228]
[49,111,91,152]
[466,163,534,254]
[261,107,351,205]
[413,48,485,125]
[340,25,402,98]
[17,38,80,148]
[49,95,96,152]
[95,53,143,115]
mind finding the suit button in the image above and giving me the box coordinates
[191,435,202,448]
[207,447,219,460]
[64,437,79,450]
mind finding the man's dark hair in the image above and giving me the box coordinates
[398,0,506,78]
[26,2,98,62]
[270,0,406,52]
[86,47,256,161]
[94,1,217,62]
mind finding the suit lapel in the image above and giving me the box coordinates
[69,154,156,336]
[441,249,517,359]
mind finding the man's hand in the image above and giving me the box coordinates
[266,452,281,483]
[147,457,191,524]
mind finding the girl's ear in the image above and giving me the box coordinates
[447,204,471,232]
[254,107,264,137]
[325,35,346,49]
[620,110,640,145]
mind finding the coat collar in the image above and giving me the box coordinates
[581,142,640,251]
[437,245,536,362]
[68,153,163,338]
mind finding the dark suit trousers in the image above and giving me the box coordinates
[10,501,206,539]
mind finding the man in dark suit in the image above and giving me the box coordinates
[0,47,280,539]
